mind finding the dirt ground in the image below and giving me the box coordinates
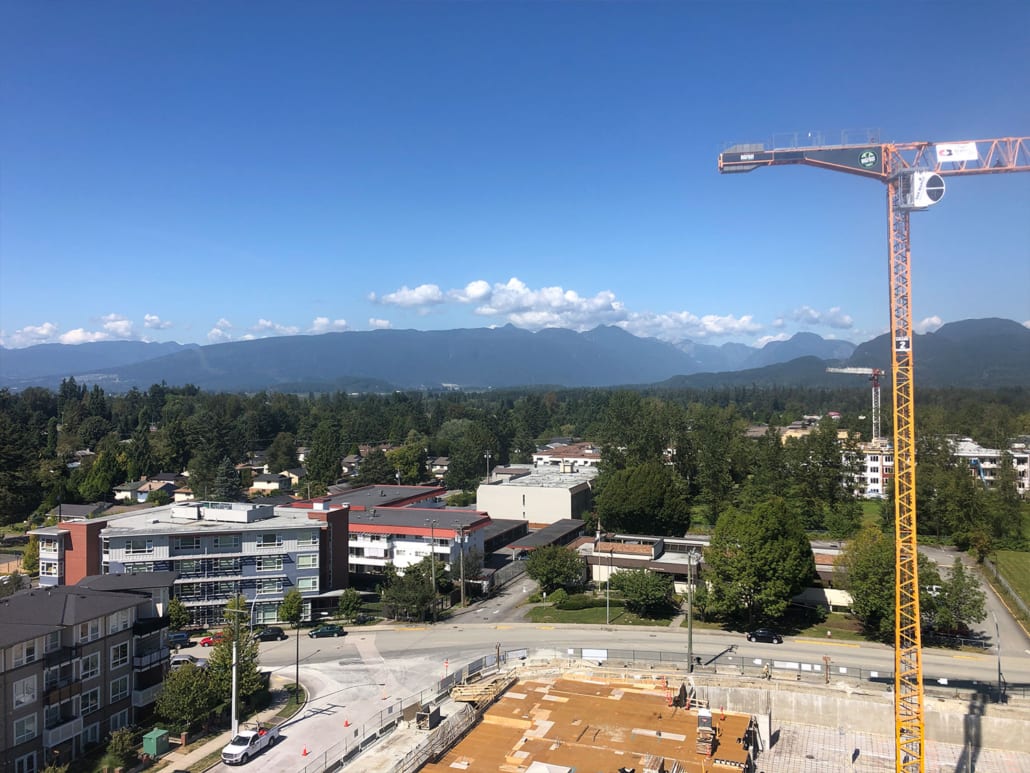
[421,674,754,773]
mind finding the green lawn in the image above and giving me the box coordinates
[860,500,882,528]
[525,603,673,627]
[994,550,1030,610]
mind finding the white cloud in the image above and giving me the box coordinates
[3,321,60,347]
[208,318,234,342]
[788,305,854,330]
[310,317,348,333]
[370,284,445,307]
[1024,320,1030,329]
[100,313,134,338]
[59,328,110,345]
[914,315,944,334]
[462,277,628,330]
[251,319,300,336]
[368,318,392,329]
[448,279,492,303]
[144,314,173,329]
[618,311,762,341]
[756,333,791,347]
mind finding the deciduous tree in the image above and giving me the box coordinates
[610,569,674,618]
[526,545,585,593]
[596,460,691,536]
[703,496,815,625]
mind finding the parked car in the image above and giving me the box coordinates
[200,632,227,647]
[168,631,191,648]
[253,626,287,642]
[746,628,783,644]
[308,624,346,639]
[170,653,208,670]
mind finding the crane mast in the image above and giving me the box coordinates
[719,136,1030,773]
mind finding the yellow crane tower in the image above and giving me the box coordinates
[718,135,1029,773]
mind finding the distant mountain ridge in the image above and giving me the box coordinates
[1,318,1026,392]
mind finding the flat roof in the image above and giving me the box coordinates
[101,503,323,536]
[351,507,489,534]
[508,520,585,550]
[481,468,597,490]
[305,484,446,510]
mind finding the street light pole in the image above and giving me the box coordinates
[226,604,248,738]
[993,611,1003,702]
[484,450,492,482]
[454,523,466,607]
[606,550,613,625]
[687,550,700,674]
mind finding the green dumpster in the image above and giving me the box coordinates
[142,728,169,758]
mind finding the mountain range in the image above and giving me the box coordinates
[0,318,1026,392]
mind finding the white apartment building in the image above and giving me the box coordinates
[476,467,597,526]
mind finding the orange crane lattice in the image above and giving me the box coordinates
[719,136,1030,773]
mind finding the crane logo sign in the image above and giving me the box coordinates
[859,150,877,168]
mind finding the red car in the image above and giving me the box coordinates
[199,632,227,647]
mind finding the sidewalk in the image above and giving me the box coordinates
[152,674,300,772]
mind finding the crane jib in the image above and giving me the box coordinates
[720,144,887,176]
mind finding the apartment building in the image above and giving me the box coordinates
[476,466,597,526]
[950,437,1030,496]
[0,573,175,772]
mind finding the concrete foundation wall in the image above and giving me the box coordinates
[702,683,1029,753]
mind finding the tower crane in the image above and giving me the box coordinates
[719,135,1030,773]
[826,366,885,442]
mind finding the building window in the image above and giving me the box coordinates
[81,687,100,715]
[14,752,37,773]
[81,651,100,680]
[13,675,37,708]
[109,709,129,731]
[257,578,282,593]
[214,535,240,550]
[40,537,59,552]
[296,577,318,592]
[110,675,130,703]
[12,639,38,667]
[348,547,364,557]
[14,714,38,744]
[125,538,154,555]
[111,642,130,669]
[108,609,132,634]
[82,722,101,748]
[297,554,319,569]
[298,531,319,546]
[215,557,240,572]
[174,536,202,552]
[129,562,155,573]
[258,533,282,548]
[257,556,283,572]
[78,619,102,643]
[40,561,60,577]
[44,631,61,653]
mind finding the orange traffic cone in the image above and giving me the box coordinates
[302,747,309,757]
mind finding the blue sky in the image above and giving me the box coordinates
[2,1,1028,350]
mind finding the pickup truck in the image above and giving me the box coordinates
[221,723,280,765]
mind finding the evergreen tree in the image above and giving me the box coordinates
[210,457,242,502]
[306,420,342,489]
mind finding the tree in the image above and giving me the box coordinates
[835,526,942,641]
[265,431,298,474]
[595,460,691,536]
[210,456,241,502]
[526,545,585,593]
[21,536,39,575]
[387,441,427,484]
[279,589,304,694]
[925,558,987,635]
[610,569,674,618]
[337,587,363,620]
[205,596,264,707]
[0,570,24,598]
[168,597,190,630]
[106,727,137,768]
[703,497,815,625]
[77,449,121,502]
[155,661,218,732]
[381,569,435,621]
[352,448,395,486]
[306,420,342,489]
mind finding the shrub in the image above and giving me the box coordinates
[547,588,569,606]
[557,593,609,611]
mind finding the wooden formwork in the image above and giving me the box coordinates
[423,673,756,773]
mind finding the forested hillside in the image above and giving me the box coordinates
[1,380,1026,554]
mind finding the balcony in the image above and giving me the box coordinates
[132,683,163,707]
[44,716,83,748]
[133,615,170,637]
[45,645,79,668]
[133,647,170,670]
[46,681,82,704]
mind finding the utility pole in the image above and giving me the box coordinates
[226,603,248,738]
[606,549,612,625]
[483,450,492,482]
